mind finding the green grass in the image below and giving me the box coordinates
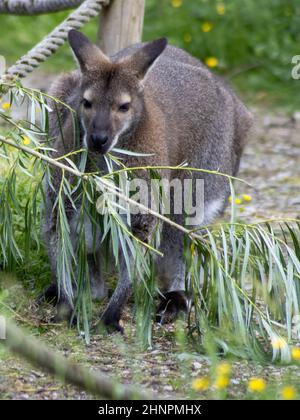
[1,281,300,400]
[0,0,300,109]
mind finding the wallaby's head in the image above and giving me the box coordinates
[68,30,167,154]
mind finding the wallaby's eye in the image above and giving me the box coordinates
[82,98,92,109]
[119,102,131,113]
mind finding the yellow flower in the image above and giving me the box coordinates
[215,375,230,389]
[216,3,226,15]
[242,194,252,202]
[271,337,287,350]
[201,22,213,33]
[291,347,300,360]
[184,33,192,43]
[248,377,266,392]
[281,386,296,400]
[22,136,30,146]
[2,102,10,110]
[171,0,182,8]
[229,196,242,204]
[216,362,231,376]
[192,377,210,391]
[205,57,218,68]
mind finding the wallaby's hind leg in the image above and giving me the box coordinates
[156,189,228,324]
[156,290,188,324]
[156,218,188,324]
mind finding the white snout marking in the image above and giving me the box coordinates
[81,118,88,147]
[108,121,131,152]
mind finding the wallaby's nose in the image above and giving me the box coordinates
[91,132,109,149]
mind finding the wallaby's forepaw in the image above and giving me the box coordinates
[37,282,58,305]
[99,311,124,334]
[156,291,188,324]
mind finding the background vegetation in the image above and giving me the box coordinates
[0,0,300,109]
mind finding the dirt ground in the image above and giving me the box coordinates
[1,76,300,399]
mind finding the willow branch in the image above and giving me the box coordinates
[0,136,202,241]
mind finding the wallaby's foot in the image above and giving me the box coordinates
[100,310,124,334]
[37,283,75,325]
[156,291,188,324]
[37,282,58,305]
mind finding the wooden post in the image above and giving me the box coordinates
[98,0,145,55]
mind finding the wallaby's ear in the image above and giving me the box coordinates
[68,30,109,71]
[126,38,167,80]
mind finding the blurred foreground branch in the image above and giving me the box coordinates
[1,319,151,400]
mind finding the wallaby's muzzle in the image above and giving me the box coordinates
[90,131,109,153]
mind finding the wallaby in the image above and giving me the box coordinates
[42,30,252,331]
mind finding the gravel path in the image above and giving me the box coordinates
[236,109,300,221]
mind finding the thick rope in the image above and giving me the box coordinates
[3,0,110,79]
[0,0,84,15]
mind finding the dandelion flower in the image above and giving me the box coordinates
[216,3,226,15]
[235,198,242,205]
[281,386,296,400]
[291,347,300,360]
[215,375,230,389]
[2,102,10,110]
[22,136,30,146]
[184,33,192,43]
[216,362,231,376]
[242,194,252,202]
[205,57,218,68]
[201,22,213,33]
[192,377,210,391]
[248,377,266,392]
[171,0,182,8]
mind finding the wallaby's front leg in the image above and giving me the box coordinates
[100,254,132,333]
[100,213,156,333]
